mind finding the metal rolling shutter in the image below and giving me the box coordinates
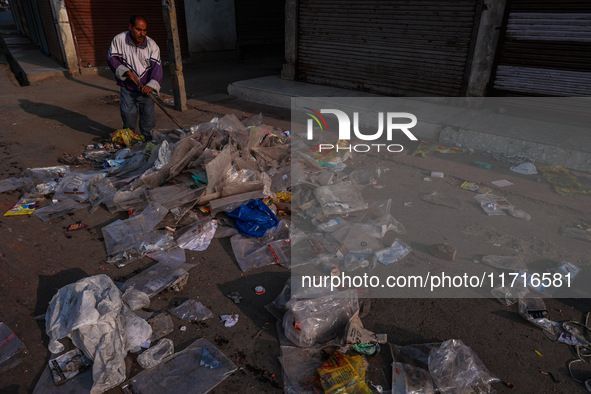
[297,0,480,96]
[234,0,285,56]
[492,0,591,96]
[37,0,65,66]
[64,0,189,68]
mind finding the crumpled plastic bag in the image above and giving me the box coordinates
[45,275,152,394]
[282,290,358,347]
[227,199,279,238]
[428,339,499,393]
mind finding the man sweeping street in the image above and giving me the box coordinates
[107,15,163,139]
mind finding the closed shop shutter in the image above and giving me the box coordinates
[234,0,285,56]
[64,0,189,68]
[492,0,591,96]
[297,0,480,96]
[36,0,65,66]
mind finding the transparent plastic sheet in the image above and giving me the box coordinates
[33,199,87,222]
[137,338,174,369]
[33,364,93,394]
[108,151,147,178]
[154,140,170,170]
[560,226,591,242]
[45,275,143,394]
[250,144,290,171]
[230,220,291,271]
[102,204,168,255]
[122,289,151,310]
[145,184,204,210]
[314,182,368,216]
[331,225,385,256]
[122,338,237,394]
[0,177,28,193]
[147,246,186,267]
[420,192,462,209]
[208,190,266,215]
[270,167,291,193]
[121,262,195,298]
[204,145,234,198]
[282,289,359,347]
[279,345,326,394]
[148,313,174,341]
[52,171,103,202]
[108,185,147,212]
[218,113,247,133]
[166,139,205,182]
[242,112,263,127]
[176,218,217,251]
[87,175,117,213]
[106,231,175,268]
[427,339,499,394]
[26,165,69,195]
[221,166,268,197]
[392,362,435,394]
[0,322,28,373]
[169,299,213,321]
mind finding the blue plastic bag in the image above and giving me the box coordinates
[227,199,279,238]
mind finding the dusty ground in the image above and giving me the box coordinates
[0,46,590,393]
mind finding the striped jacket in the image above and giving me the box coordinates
[107,31,163,93]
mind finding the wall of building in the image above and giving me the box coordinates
[183,0,237,59]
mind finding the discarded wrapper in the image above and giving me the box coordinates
[4,199,38,216]
[67,222,87,231]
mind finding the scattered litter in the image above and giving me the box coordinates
[254,286,266,295]
[110,128,145,147]
[4,198,38,216]
[508,207,531,220]
[535,350,543,357]
[227,199,279,238]
[225,292,242,304]
[0,322,28,373]
[375,239,412,265]
[137,339,174,369]
[461,181,493,194]
[431,171,444,178]
[428,339,500,393]
[510,162,537,175]
[33,199,87,222]
[317,351,372,393]
[48,348,91,385]
[429,243,457,261]
[491,179,513,187]
[473,161,491,169]
[412,141,470,158]
[179,326,186,332]
[538,165,591,196]
[169,299,213,321]
[148,313,174,342]
[45,275,152,393]
[220,314,239,327]
[123,338,237,393]
[560,224,591,242]
[67,222,87,231]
